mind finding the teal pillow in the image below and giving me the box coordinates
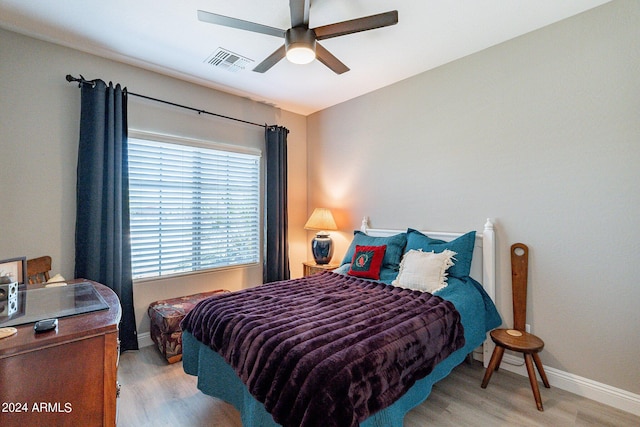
[341,231,407,269]
[405,229,476,278]
[334,264,400,284]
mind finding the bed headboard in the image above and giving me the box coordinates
[360,216,496,302]
[360,216,497,365]
[359,216,496,304]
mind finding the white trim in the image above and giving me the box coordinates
[138,331,640,416]
[359,217,639,417]
[129,129,262,157]
[498,354,640,416]
[137,331,154,348]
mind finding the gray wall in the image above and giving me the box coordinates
[1,0,637,399]
[308,0,639,394]
[0,28,308,336]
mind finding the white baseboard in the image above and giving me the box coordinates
[499,354,640,417]
[137,331,154,348]
[137,335,639,417]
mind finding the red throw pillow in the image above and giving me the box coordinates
[348,245,387,280]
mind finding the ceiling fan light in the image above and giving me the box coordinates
[285,27,317,65]
[286,45,316,64]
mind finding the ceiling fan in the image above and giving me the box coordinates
[197,1,398,74]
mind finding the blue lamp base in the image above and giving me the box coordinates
[311,233,334,265]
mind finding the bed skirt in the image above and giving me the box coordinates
[183,330,476,427]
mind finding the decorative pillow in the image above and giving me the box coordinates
[405,229,476,278]
[341,231,407,269]
[348,245,387,280]
[392,249,457,293]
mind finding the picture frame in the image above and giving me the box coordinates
[0,256,28,285]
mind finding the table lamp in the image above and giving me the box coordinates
[304,208,338,264]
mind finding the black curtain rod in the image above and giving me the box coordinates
[65,74,267,129]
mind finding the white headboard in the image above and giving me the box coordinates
[360,217,497,365]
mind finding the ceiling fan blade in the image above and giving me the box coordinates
[197,10,284,38]
[289,0,310,28]
[315,43,349,75]
[314,10,398,40]
[253,45,287,73]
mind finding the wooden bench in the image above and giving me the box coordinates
[148,290,228,363]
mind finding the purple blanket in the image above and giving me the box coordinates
[182,271,464,427]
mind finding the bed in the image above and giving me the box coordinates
[182,217,501,427]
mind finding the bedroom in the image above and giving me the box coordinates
[0,0,638,425]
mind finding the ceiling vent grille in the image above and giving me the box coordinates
[204,48,254,73]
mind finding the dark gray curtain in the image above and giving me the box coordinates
[74,80,138,351]
[263,125,290,283]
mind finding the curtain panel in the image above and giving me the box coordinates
[263,126,290,283]
[74,80,138,351]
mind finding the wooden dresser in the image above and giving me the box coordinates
[0,280,121,426]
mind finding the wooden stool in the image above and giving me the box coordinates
[481,243,550,411]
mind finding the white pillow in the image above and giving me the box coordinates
[392,249,457,293]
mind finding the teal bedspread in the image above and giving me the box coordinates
[182,276,500,426]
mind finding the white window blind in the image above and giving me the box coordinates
[128,136,261,279]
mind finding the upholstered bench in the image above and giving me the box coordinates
[148,290,228,363]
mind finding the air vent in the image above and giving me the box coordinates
[204,48,254,73]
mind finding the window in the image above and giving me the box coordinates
[127,134,261,280]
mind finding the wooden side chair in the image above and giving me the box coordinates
[481,243,550,411]
[27,255,52,284]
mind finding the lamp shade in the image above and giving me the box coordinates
[304,208,337,264]
[304,208,337,231]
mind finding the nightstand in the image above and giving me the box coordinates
[303,261,339,277]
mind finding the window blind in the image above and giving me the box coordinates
[128,137,261,279]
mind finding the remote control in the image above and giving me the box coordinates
[34,318,58,333]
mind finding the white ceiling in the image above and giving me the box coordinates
[0,0,610,115]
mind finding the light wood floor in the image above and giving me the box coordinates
[117,346,639,426]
